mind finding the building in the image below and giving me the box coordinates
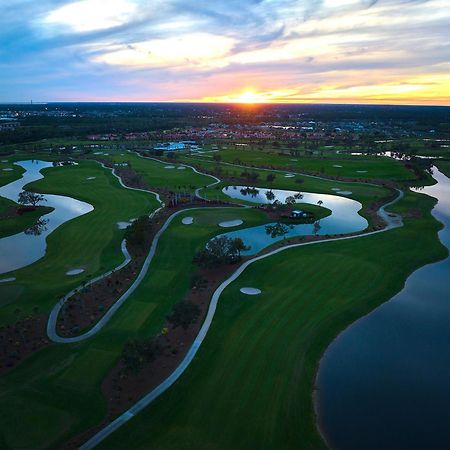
[291,210,307,218]
[0,119,20,131]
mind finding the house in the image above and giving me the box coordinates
[291,210,307,218]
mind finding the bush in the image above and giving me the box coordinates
[167,300,201,330]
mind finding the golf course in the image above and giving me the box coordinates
[0,143,448,450]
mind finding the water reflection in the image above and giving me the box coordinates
[0,160,93,274]
[317,167,450,450]
[219,186,368,255]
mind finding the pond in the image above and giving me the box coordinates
[0,160,93,274]
[218,186,368,255]
[316,167,450,450]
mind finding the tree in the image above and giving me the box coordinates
[193,236,245,268]
[125,216,152,247]
[167,300,201,330]
[313,220,322,235]
[285,196,296,207]
[230,237,250,258]
[265,222,292,239]
[317,200,323,207]
[18,191,45,207]
[265,190,276,202]
[266,173,276,183]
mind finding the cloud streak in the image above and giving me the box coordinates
[0,0,448,104]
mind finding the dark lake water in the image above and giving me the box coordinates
[317,167,450,450]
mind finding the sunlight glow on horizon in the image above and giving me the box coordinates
[2,0,449,105]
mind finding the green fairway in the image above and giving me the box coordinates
[94,191,447,450]
[191,146,415,181]
[436,160,450,178]
[101,151,214,192]
[178,157,390,216]
[0,160,158,325]
[0,207,271,449]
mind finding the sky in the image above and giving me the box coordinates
[0,0,449,105]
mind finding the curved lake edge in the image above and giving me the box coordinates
[0,160,94,274]
[78,188,405,450]
[315,167,450,450]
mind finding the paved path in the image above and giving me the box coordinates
[79,189,404,449]
[47,160,223,343]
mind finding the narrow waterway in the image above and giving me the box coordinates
[317,167,450,450]
[0,160,93,274]
[220,186,367,254]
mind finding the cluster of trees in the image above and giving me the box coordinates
[125,216,153,247]
[193,236,249,268]
[167,300,201,330]
[121,337,160,374]
[17,191,45,207]
[240,170,260,182]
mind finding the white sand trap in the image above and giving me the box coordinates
[1,159,8,162]
[240,287,262,295]
[103,153,109,155]
[284,174,295,178]
[290,159,298,161]
[182,217,194,225]
[66,268,85,276]
[336,190,352,195]
[356,170,368,173]
[0,277,16,283]
[86,176,96,180]
[333,164,343,168]
[164,165,175,169]
[331,188,341,191]
[219,219,243,228]
[117,221,131,229]
[177,166,186,170]
[93,152,103,155]
[2,168,13,171]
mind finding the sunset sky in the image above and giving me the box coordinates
[1,0,449,104]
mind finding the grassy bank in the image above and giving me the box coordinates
[0,207,271,449]
[0,160,158,323]
[95,191,447,450]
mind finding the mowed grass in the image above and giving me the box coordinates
[179,157,390,212]
[104,151,214,191]
[95,192,447,450]
[191,146,415,181]
[0,160,158,325]
[0,207,270,450]
[436,160,450,178]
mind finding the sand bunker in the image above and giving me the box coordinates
[182,217,194,225]
[356,170,368,173]
[219,219,243,228]
[164,165,175,169]
[177,166,186,170]
[66,268,85,276]
[240,287,262,295]
[331,188,341,191]
[93,152,103,155]
[117,221,131,229]
[86,176,96,180]
[333,164,343,168]
[336,190,352,195]
[1,160,8,163]
[284,174,295,178]
[2,168,13,171]
[0,277,16,283]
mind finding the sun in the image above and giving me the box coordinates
[233,90,265,104]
